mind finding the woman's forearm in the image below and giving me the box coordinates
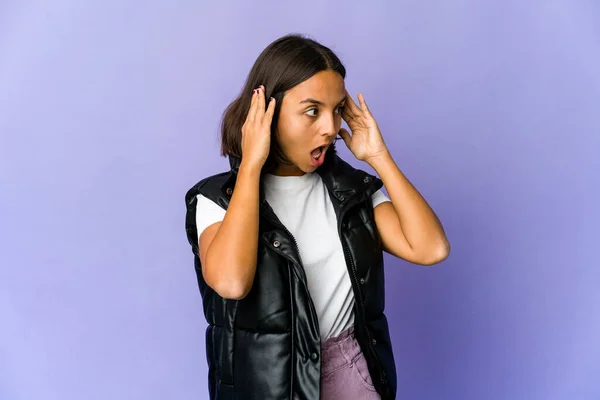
[204,162,262,299]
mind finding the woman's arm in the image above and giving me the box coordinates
[199,86,275,299]
[199,163,262,300]
[339,90,449,265]
[369,153,450,265]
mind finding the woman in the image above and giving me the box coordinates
[184,34,450,400]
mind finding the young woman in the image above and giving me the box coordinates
[185,34,450,400]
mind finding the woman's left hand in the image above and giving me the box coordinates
[339,90,389,164]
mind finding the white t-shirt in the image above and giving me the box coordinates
[195,172,390,340]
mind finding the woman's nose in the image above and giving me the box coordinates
[320,115,337,138]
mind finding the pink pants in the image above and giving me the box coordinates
[319,326,381,399]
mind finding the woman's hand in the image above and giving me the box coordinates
[241,85,276,169]
[339,90,389,164]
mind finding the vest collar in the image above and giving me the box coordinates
[229,154,242,171]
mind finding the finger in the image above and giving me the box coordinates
[358,93,373,118]
[344,89,362,117]
[338,128,352,148]
[342,104,360,128]
[247,88,258,123]
[256,85,266,116]
[341,105,353,123]
[263,96,276,122]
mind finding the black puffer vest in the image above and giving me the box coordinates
[184,150,397,399]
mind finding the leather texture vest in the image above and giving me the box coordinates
[184,150,397,399]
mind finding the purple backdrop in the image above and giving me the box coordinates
[1,1,599,399]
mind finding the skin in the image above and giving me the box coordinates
[273,69,347,176]
[199,70,450,300]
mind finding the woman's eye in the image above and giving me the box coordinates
[305,106,344,117]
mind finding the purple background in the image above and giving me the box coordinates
[1,1,599,399]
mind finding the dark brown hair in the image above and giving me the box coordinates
[219,33,346,172]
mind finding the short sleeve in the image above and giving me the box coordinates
[195,194,226,242]
[371,188,390,208]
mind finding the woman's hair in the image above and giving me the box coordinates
[219,33,346,172]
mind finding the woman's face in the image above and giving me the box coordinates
[274,70,346,176]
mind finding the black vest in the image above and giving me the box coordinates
[184,150,397,399]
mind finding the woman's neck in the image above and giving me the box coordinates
[272,164,305,177]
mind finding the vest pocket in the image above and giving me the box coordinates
[212,300,238,391]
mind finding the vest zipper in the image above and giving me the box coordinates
[261,199,321,331]
[262,201,322,396]
[264,206,320,326]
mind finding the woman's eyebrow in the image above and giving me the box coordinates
[299,95,347,106]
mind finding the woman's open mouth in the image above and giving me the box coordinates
[310,146,327,167]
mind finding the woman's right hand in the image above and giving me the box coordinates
[240,85,276,169]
